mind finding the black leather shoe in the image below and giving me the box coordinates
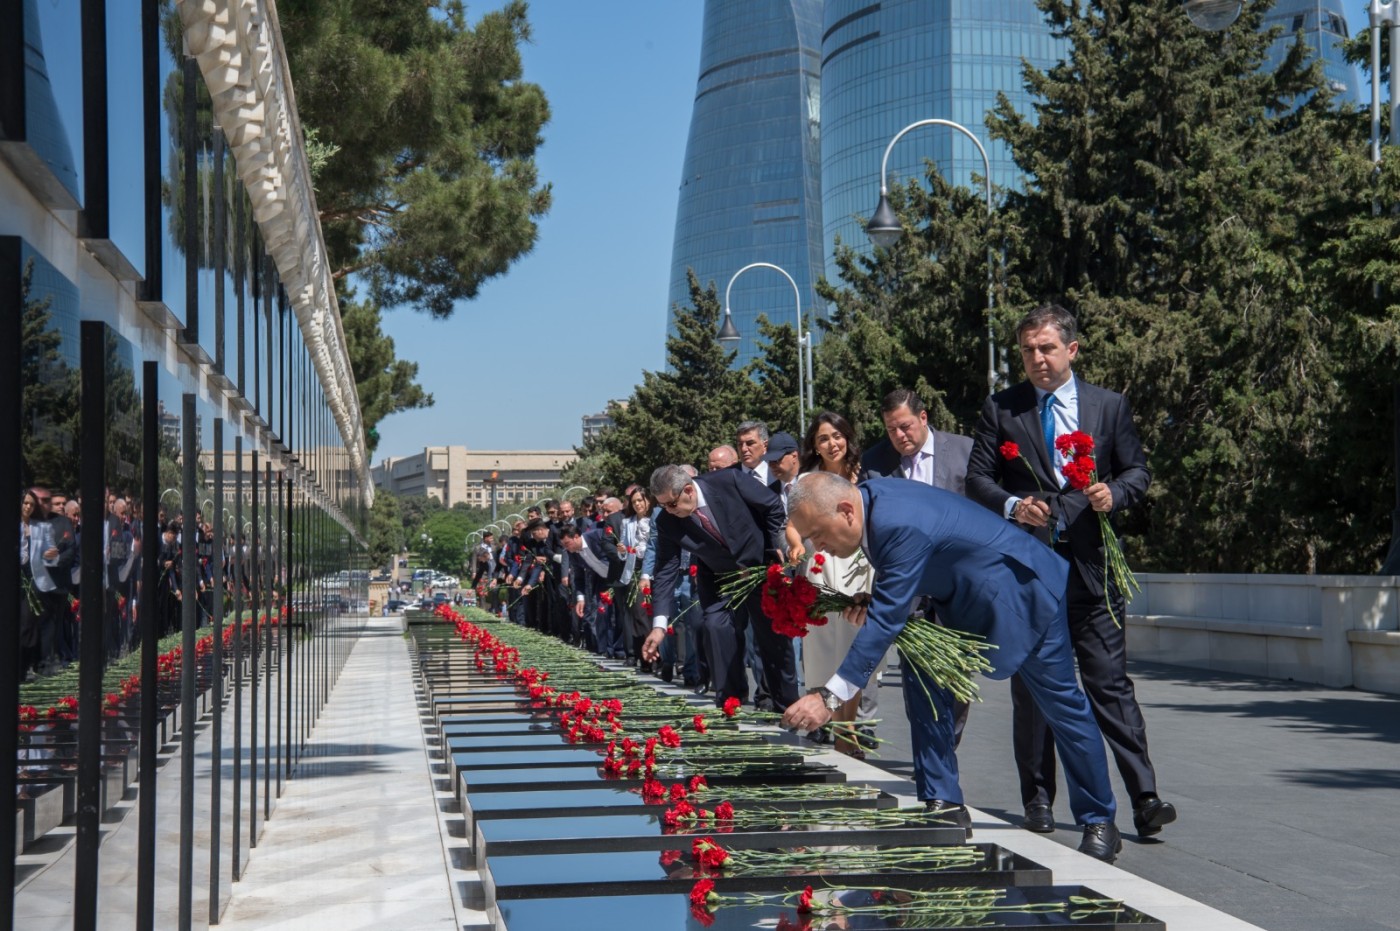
[924,800,972,839]
[1133,795,1177,837]
[1023,803,1055,834]
[659,664,674,683]
[1078,822,1122,862]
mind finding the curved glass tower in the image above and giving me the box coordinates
[820,1,1065,286]
[667,0,825,368]
[1259,0,1362,106]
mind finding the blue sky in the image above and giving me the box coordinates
[350,1,1372,463]
[371,2,705,461]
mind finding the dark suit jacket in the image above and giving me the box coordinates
[965,377,1151,595]
[48,514,78,591]
[651,468,786,620]
[576,527,626,593]
[836,479,1068,689]
[729,461,783,497]
[862,430,973,496]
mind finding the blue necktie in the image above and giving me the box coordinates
[1040,394,1059,542]
[1040,393,1058,468]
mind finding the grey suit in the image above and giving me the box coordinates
[861,430,972,492]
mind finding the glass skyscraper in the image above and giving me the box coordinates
[667,0,825,368]
[820,1,1066,286]
[1259,0,1362,106]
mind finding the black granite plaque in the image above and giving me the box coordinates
[478,843,1051,910]
[472,809,971,860]
[494,885,1166,931]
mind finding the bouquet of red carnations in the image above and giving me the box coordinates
[1055,430,1140,626]
[720,563,995,710]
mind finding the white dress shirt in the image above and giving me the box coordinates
[1003,373,1079,523]
[901,431,937,485]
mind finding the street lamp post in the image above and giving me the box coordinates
[866,118,1000,393]
[482,469,503,523]
[716,262,814,436]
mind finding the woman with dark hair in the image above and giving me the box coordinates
[799,411,864,479]
[19,490,61,679]
[622,485,656,669]
[794,412,873,758]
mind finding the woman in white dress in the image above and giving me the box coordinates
[794,412,873,758]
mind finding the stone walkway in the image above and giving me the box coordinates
[218,616,459,930]
[217,618,1400,931]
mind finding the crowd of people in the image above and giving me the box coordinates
[472,303,1176,863]
[18,488,265,683]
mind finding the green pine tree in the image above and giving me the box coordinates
[815,174,1002,444]
[987,0,1375,572]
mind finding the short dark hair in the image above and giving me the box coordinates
[1015,303,1077,345]
[880,388,926,418]
[558,524,581,540]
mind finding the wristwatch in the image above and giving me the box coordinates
[808,686,842,712]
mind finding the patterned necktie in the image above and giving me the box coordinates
[1041,393,1060,542]
[695,507,725,545]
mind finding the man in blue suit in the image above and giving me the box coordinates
[782,472,1122,861]
[641,464,795,710]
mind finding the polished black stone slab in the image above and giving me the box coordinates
[450,743,795,773]
[478,843,1051,909]
[456,754,819,802]
[460,771,852,835]
[473,809,970,859]
[494,885,1166,931]
[451,747,605,770]
[443,720,751,739]
[443,728,765,756]
[439,710,736,731]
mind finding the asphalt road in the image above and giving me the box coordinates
[861,659,1400,931]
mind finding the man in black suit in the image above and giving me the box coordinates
[560,523,626,622]
[966,303,1176,839]
[641,464,794,709]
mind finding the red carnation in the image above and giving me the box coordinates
[660,849,681,866]
[797,885,815,913]
[999,440,1021,461]
[714,800,734,822]
[669,783,688,802]
[692,837,729,869]
[1063,456,1096,490]
[692,714,708,733]
[689,879,715,909]
[1055,429,1095,459]
[689,775,707,793]
[722,696,741,717]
